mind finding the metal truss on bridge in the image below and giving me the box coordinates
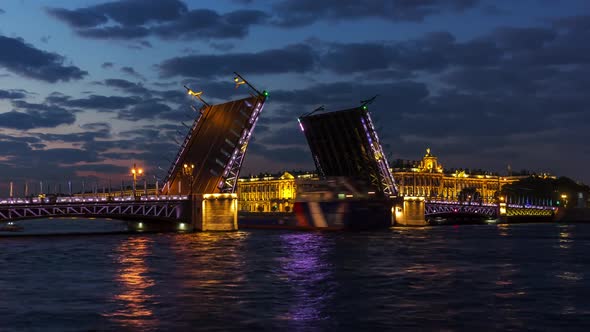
[424,200,498,216]
[0,196,188,223]
[506,204,555,217]
[424,200,556,217]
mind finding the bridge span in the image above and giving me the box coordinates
[1,74,266,232]
[0,193,239,232]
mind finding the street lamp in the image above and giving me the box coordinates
[184,85,210,106]
[131,163,143,197]
[183,163,195,195]
[561,194,568,208]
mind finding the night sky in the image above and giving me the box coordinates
[0,0,589,193]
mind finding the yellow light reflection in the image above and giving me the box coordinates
[559,225,572,250]
[103,237,157,329]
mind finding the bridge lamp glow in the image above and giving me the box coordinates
[187,89,203,97]
[179,223,186,230]
[138,222,143,229]
[234,76,246,88]
[263,90,269,97]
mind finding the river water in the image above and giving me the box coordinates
[1,219,590,331]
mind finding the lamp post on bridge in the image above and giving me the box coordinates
[131,163,143,198]
[183,163,195,195]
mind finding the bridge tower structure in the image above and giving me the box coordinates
[298,103,422,226]
[298,104,397,196]
[297,103,426,226]
[161,78,268,231]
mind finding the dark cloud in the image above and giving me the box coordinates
[0,9,5,14]
[159,43,316,78]
[134,40,152,49]
[39,131,111,143]
[270,81,429,110]
[0,140,32,156]
[258,126,307,146]
[155,31,500,78]
[80,122,112,132]
[209,42,235,51]
[0,89,27,100]
[153,9,269,40]
[46,7,109,28]
[52,94,140,111]
[120,66,146,80]
[0,104,76,130]
[46,0,187,27]
[0,35,87,82]
[271,0,479,27]
[481,4,509,16]
[104,78,150,95]
[248,143,313,164]
[79,25,150,39]
[117,101,174,121]
[101,62,114,69]
[47,1,268,41]
[225,19,589,79]
[492,27,556,50]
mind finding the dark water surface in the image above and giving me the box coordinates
[2,220,590,331]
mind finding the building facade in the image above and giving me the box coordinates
[236,149,535,211]
[392,148,526,203]
[237,172,317,212]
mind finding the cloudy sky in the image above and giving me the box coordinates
[0,0,589,193]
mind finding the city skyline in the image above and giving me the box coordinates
[0,0,589,190]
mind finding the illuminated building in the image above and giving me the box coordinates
[236,149,546,211]
[392,148,529,203]
[236,172,316,212]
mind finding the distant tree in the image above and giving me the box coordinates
[458,187,482,204]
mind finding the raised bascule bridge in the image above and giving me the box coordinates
[295,101,400,229]
[297,100,555,226]
[0,73,268,232]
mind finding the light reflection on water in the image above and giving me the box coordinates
[278,233,334,324]
[103,236,157,329]
[1,223,590,330]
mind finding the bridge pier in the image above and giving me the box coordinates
[394,197,427,226]
[191,193,238,231]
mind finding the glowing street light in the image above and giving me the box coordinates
[234,76,246,88]
[131,163,143,197]
[184,85,210,106]
[183,163,195,195]
[232,71,265,96]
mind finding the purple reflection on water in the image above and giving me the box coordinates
[278,233,335,323]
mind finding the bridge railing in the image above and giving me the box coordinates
[0,195,189,205]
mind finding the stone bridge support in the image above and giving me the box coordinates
[190,193,238,231]
[394,197,427,226]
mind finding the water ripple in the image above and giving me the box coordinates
[2,222,590,330]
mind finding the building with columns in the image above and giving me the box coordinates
[392,148,527,203]
[236,149,540,212]
[237,172,317,212]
